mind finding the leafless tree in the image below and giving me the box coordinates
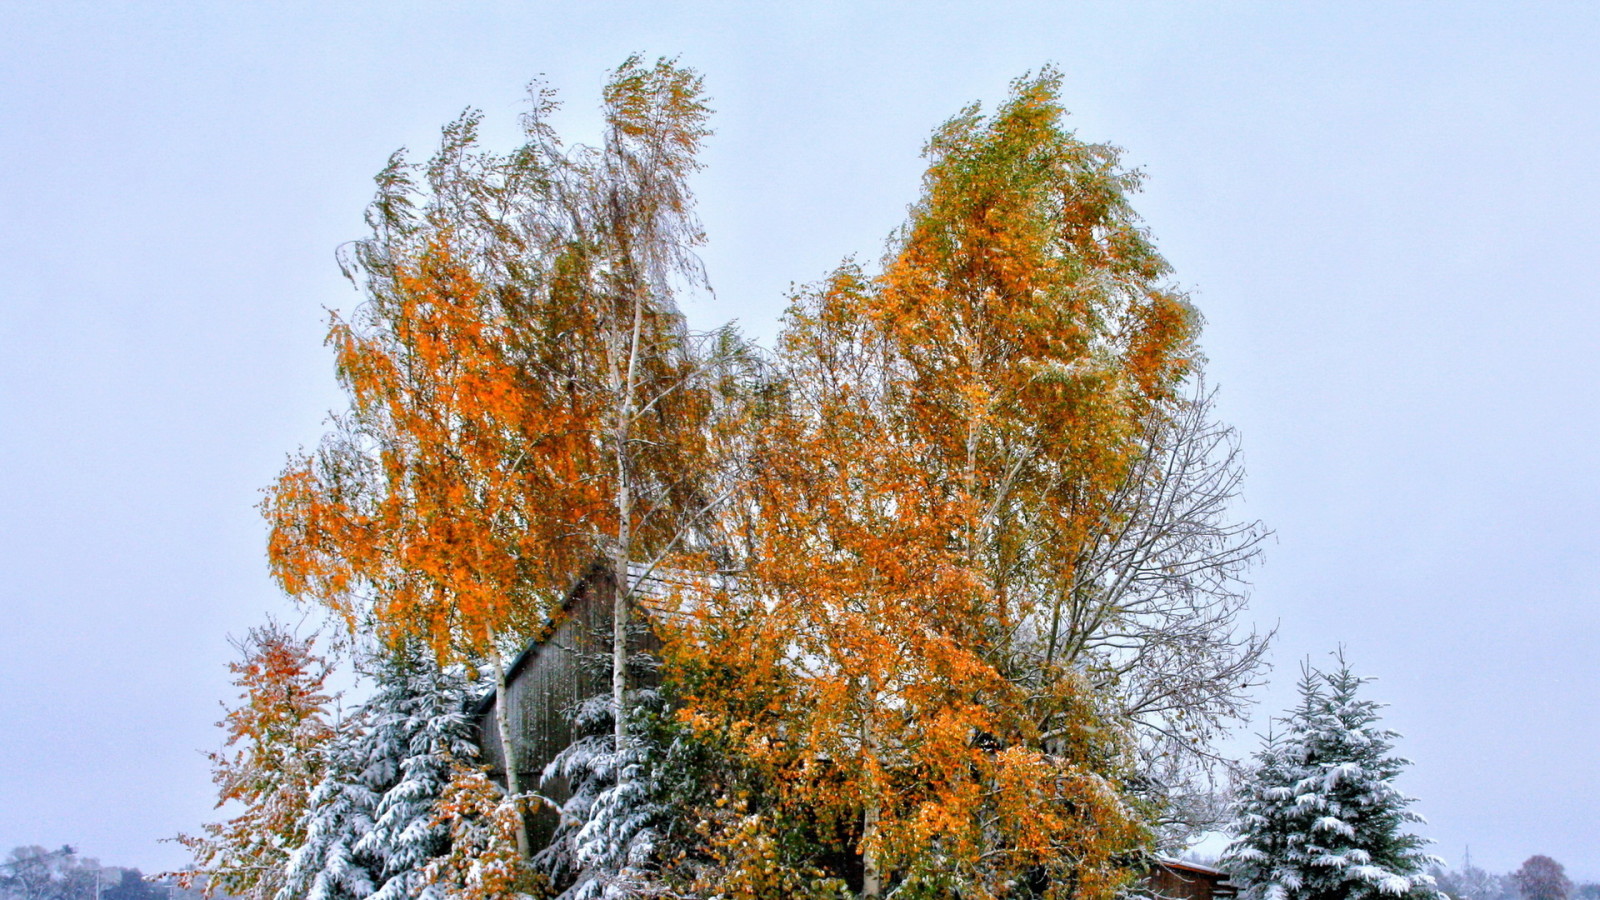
[0,847,104,900]
[1434,850,1512,900]
[1035,378,1272,845]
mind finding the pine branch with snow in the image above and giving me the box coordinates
[534,686,676,900]
[358,652,479,900]
[279,717,379,900]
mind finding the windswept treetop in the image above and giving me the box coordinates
[661,68,1260,899]
[263,55,728,666]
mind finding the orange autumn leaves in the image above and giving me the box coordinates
[665,69,1193,898]
[263,57,719,680]
[171,625,335,900]
[264,235,602,661]
[263,60,1197,899]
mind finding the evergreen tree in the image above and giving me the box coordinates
[534,692,660,899]
[281,723,377,900]
[1225,655,1442,900]
[533,637,680,899]
[282,647,477,900]
[360,653,478,900]
[1225,723,1301,899]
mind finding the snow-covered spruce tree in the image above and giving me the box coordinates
[534,637,682,900]
[1224,655,1442,900]
[535,692,664,899]
[1225,671,1326,900]
[281,718,379,900]
[281,645,477,900]
[357,649,479,900]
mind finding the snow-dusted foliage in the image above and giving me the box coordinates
[1224,656,1443,900]
[280,647,477,900]
[282,722,379,900]
[172,625,336,900]
[421,766,533,900]
[359,652,479,900]
[533,686,674,900]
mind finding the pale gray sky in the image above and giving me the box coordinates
[2,0,1596,880]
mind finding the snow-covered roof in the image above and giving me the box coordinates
[1155,858,1233,880]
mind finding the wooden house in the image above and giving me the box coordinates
[472,563,667,847]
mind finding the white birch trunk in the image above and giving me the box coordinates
[491,639,531,858]
[861,689,884,900]
[611,290,647,755]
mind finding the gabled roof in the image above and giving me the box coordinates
[471,560,717,716]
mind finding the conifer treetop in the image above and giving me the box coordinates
[1224,653,1443,900]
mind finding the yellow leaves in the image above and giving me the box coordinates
[683,801,848,900]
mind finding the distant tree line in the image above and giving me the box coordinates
[1434,854,1598,900]
[0,846,211,900]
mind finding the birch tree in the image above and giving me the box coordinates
[871,66,1267,843]
[263,58,732,872]
[554,54,720,753]
[668,67,1264,895]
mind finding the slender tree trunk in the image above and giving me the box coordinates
[861,689,884,900]
[612,291,647,754]
[612,463,631,753]
[862,799,883,899]
[491,637,531,858]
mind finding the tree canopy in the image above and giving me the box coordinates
[188,57,1269,900]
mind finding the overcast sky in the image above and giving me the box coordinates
[2,0,1596,881]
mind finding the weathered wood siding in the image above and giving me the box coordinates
[474,565,666,849]
[477,568,615,793]
[1143,860,1237,900]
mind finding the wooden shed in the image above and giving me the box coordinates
[475,564,604,844]
[472,563,667,847]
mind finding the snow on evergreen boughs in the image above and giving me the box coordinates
[1224,655,1443,900]
[358,651,478,900]
[280,717,380,900]
[281,647,477,900]
[1225,724,1299,899]
[534,687,674,900]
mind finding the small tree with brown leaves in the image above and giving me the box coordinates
[172,624,335,900]
[1516,857,1572,900]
